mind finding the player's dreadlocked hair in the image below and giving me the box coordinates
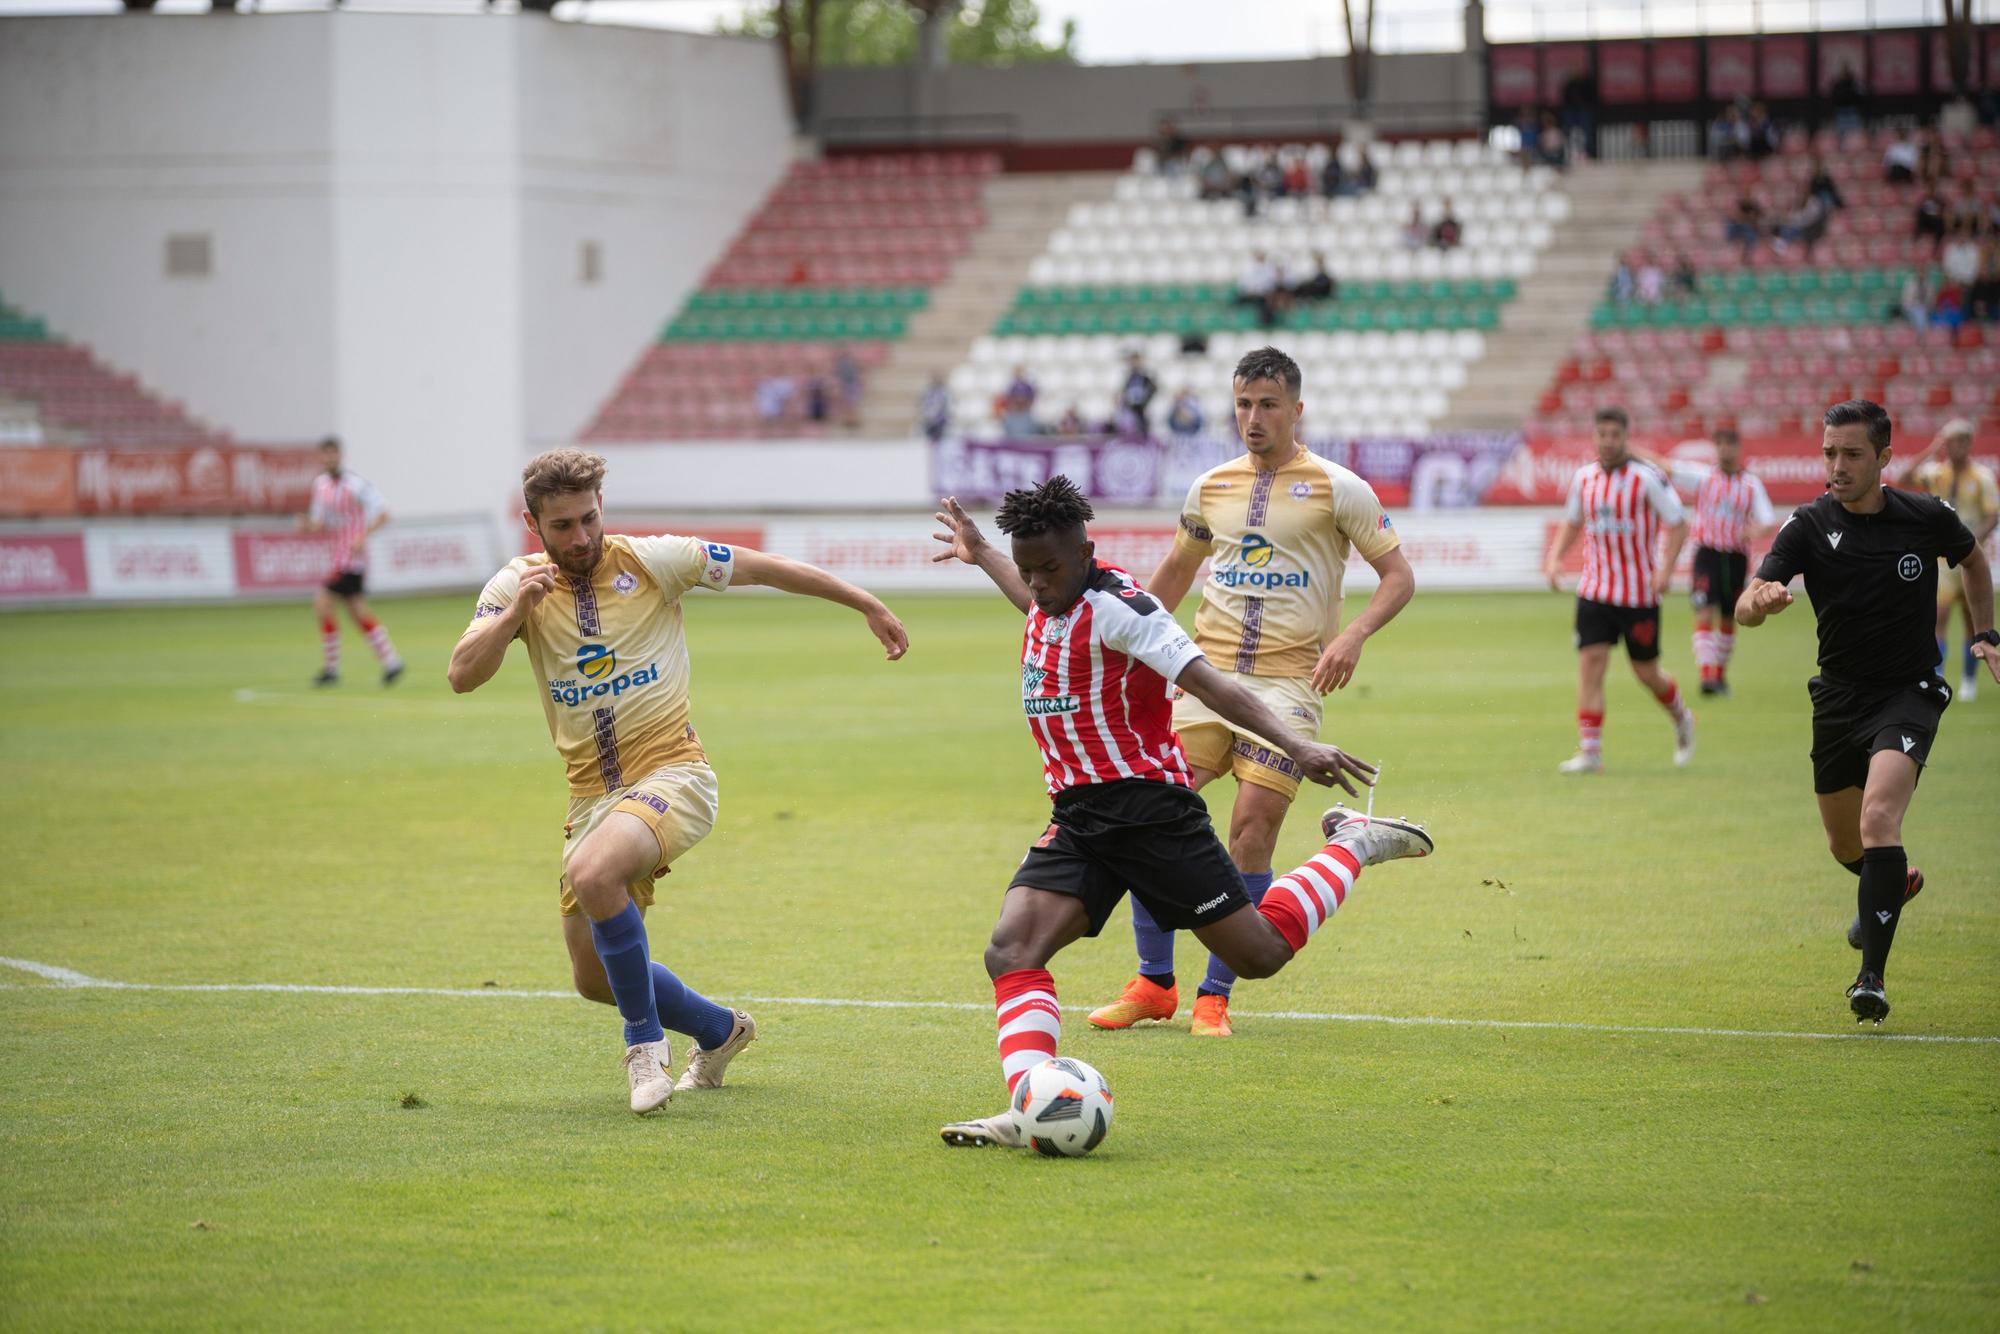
[995,474,1096,539]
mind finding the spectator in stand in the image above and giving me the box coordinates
[833,345,863,429]
[1054,404,1088,436]
[1197,150,1232,200]
[1120,352,1158,437]
[1006,365,1037,410]
[1900,267,1939,331]
[1941,225,1982,289]
[1725,195,1766,261]
[1537,111,1569,169]
[1829,64,1866,136]
[1883,129,1919,184]
[1155,118,1190,175]
[1166,388,1205,437]
[1635,254,1666,306]
[1104,393,1144,440]
[1610,253,1637,305]
[804,375,831,425]
[1967,236,2000,321]
[919,373,952,443]
[1560,69,1599,160]
[1353,147,1378,194]
[1917,127,1949,187]
[1236,249,1281,329]
[1774,186,1833,259]
[755,374,796,427]
[1402,204,1428,250]
[1915,186,1949,255]
[1745,102,1778,160]
[1283,153,1311,198]
[1318,150,1346,200]
[1257,150,1287,200]
[1234,165,1261,218]
[999,387,1040,438]
[1671,251,1700,296]
[1805,154,1845,211]
[1431,199,1464,251]
[1293,250,1338,302]
[1934,277,1967,332]
[1711,105,1750,162]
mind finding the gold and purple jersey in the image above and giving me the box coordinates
[1173,449,1400,678]
[470,533,734,796]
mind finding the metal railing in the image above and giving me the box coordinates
[817,112,1020,147]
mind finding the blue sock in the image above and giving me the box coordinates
[1937,636,1948,672]
[589,902,664,1047]
[1201,870,1273,998]
[1131,896,1175,980]
[650,961,736,1051]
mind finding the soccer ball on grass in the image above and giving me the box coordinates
[1010,1057,1113,1157]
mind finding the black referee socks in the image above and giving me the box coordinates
[1857,845,1908,977]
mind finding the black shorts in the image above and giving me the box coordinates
[1808,675,1952,795]
[1009,779,1250,936]
[1575,598,1662,662]
[1689,546,1749,616]
[324,570,365,597]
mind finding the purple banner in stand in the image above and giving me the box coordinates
[930,437,1163,505]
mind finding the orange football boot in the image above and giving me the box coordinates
[1087,976,1178,1029]
[1189,992,1233,1037]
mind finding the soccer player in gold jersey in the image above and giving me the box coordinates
[1892,420,2000,700]
[1086,346,1415,1037]
[448,449,907,1114]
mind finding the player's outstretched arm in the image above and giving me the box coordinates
[1543,519,1581,591]
[930,496,1032,615]
[1176,658,1376,796]
[448,566,553,692]
[730,547,908,660]
[1733,575,1792,629]
[1313,547,1414,693]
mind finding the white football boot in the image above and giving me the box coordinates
[674,1010,757,1092]
[1320,804,1435,864]
[939,1111,1024,1149]
[622,1039,674,1115]
[1672,711,1697,767]
[1557,751,1603,774]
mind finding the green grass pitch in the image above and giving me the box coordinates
[2,588,1996,1330]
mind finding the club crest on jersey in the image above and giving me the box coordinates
[612,571,638,595]
[1896,553,1923,581]
[1290,481,1312,499]
[1041,614,1070,643]
[577,642,617,681]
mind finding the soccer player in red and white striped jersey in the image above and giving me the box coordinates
[1543,407,1694,773]
[302,436,403,687]
[928,477,1436,1150]
[1638,428,1777,696]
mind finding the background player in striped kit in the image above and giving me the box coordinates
[1543,407,1694,773]
[1085,346,1415,1039]
[1634,428,1777,697]
[928,477,1433,1149]
[302,436,403,687]
[1890,420,2000,702]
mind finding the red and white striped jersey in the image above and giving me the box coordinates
[1689,466,1775,553]
[1562,460,1685,607]
[1020,563,1205,798]
[308,469,386,574]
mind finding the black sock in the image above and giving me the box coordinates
[1141,971,1175,991]
[1841,857,1865,878]
[1858,845,1908,977]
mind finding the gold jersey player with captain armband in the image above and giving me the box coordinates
[1085,346,1416,1038]
[447,449,908,1116]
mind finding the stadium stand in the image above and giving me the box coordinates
[1532,127,2000,443]
[0,293,226,447]
[580,152,1001,442]
[947,139,1572,439]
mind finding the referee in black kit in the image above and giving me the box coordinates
[1736,401,1999,1025]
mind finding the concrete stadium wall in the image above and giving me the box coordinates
[0,13,791,523]
[814,51,1485,144]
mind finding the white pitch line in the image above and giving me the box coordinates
[3,957,1996,1046]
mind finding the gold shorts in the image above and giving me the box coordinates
[1172,671,1322,800]
[558,761,719,916]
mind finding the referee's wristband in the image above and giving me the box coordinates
[1973,629,2000,650]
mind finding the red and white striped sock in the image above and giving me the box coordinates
[357,617,401,669]
[994,968,1060,1097]
[1578,709,1604,759]
[319,617,340,673]
[1692,628,1715,669]
[1652,679,1690,723]
[1715,629,1735,673]
[1256,842,1361,952]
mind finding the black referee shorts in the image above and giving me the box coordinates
[1575,597,1662,662]
[1689,546,1749,616]
[1807,675,1952,795]
[1009,779,1250,936]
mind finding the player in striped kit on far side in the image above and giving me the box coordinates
[1542,407,1695,773]
[302,436,403,687]
[1635,428,1777,697]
